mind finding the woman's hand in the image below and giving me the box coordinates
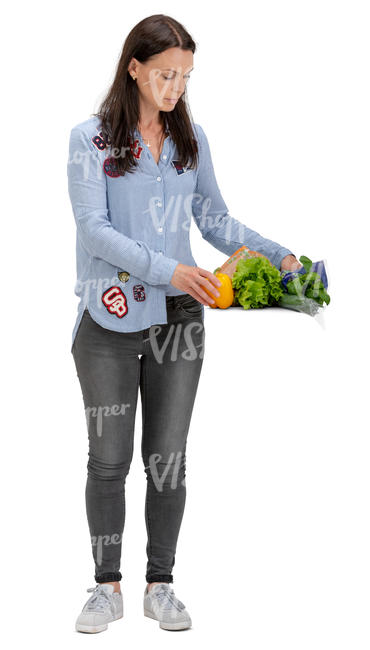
[280,254,303,272]
[171,263,222,306]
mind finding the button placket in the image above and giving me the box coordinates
[135,128,170,175]
[155,173,164,235]
[155,140,169,242]
[134,129,171,260]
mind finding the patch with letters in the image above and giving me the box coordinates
[103,156,120,177]
[133,284,146,302]
[91,130,109,151]
[129,138,143,159]
[101,286,128,318]
[92,129,142,160]
[171,160,192,175]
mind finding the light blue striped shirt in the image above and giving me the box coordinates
[67,116,294,349]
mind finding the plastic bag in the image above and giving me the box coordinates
[277,293,321,316]
[278,256,330,316]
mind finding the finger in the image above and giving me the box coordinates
[186,283,216,306]
[199,278,221,300]
[191,290,215,306]
[192,280,219,305]
[194,268,222,299]
[197,268,222,286]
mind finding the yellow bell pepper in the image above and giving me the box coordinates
[205,272,234,309]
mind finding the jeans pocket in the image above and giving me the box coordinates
[177,295,204,318]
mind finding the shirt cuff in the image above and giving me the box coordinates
[271,248,296,271]
[156,256,179,285]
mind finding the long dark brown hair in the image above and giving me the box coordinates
[91,14,199,176]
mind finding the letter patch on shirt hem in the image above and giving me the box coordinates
[133,284,146,302]
[102,286,128,318]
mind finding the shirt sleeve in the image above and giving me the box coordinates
[67,126,179,286]
[191,124,295,270]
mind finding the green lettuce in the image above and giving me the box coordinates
[231,257,283,309]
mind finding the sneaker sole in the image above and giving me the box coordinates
[144,608,191,630]
[76,612,123,633]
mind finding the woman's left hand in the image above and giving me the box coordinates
[280,254,303,272]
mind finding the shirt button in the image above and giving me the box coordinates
[158,227,163,233]
[162,154,167,160]
[159,251,163,255]
[157,201,162,207]
[156,176,161,181]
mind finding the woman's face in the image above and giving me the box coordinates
[129,47,194,112]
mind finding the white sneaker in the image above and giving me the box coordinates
[143,583,192,630]
[75,583,123,633]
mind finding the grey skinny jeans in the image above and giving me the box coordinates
[71,294,205,585]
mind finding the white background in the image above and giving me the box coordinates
[2,1,369,648]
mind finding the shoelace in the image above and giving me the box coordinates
[85,585,112,612]
[151,584,186,612]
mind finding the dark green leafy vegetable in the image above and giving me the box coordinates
[285,255,330,307]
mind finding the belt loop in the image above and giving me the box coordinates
[166,295,177,309]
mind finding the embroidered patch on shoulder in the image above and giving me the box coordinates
[102,286,128,317]
[91,132,106,151]
[171,160,192,175]
[103,156,120,177]
[133,284,146,302]
[92,129,111,151]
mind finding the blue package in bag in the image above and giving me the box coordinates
[310,260,328,289]
[280,266,305,290]
[280,259,328,290]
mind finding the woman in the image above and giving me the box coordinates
[67,13,301,634]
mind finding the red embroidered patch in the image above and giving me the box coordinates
[102,286,128,318]
[133,284,146,302]
[129,138,143,159]
[103,156,120,177]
